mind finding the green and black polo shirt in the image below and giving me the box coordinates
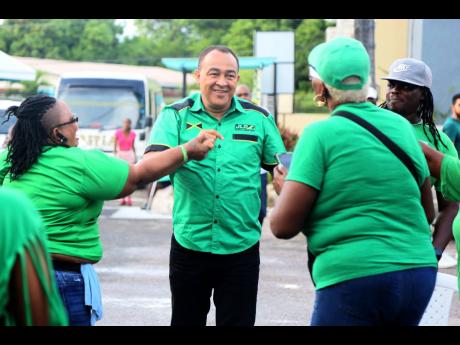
[145,92,286,254]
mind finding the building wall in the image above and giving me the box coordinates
[374,19,409,103]
[326,19,355,41]
[419,19,460,121]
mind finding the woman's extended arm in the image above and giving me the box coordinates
[270,165,319,239]
[116,129,222,198]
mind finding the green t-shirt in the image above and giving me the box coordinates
[453,210,460,295]
[0,146,129,261]
[412,122,458,190]
[0,187,68,326]
[146,93,286,254]
[286,102,437,290]
[441,155,460,201]
[442,117,460,158]
[441,155,460,295]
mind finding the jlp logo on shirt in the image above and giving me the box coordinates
[235,124,256,131]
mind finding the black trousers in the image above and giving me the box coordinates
[169,234,260,326]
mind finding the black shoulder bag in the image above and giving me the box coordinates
[307,110,419,286]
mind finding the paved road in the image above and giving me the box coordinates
[95,190,459,326]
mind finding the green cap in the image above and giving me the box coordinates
[308,37,370,90]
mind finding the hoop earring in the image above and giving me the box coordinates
[313,94,326,107]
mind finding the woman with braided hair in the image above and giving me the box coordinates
[381,58,458,268]
[0,94,222,325]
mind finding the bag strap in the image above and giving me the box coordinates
[333,110,419,185]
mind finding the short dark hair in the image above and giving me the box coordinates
[197,45,239,71]
[452,93,460,105]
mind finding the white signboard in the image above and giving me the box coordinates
[254,31,295,94]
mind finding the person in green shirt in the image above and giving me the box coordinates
[270,37,437,326]
[144,45,286,326]
[0,94,221,326]
[421,142,460,294]
[0,187,68,326]
[442,93,460,158]
[380,58,459,267]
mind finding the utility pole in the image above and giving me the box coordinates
[354,19,376,88]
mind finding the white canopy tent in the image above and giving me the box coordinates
[0,50,36,81]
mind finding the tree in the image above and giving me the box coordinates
[0,19,123,63]
[130,19,234,63]
[0,20,85,60]
[294,19,328,90]
[221,19,326,90]
[74,20,123,62]
[133,19,191,59]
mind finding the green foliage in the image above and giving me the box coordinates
[222,19,302,56]
[222,19,327,92]
[294,90,329,114]
[0,19,123,62]
[4,70,51,100]
[0,19,329,100]
[238,70,255,89]
[294,19,328,91]
[20,70,51,94]
[75,21,122,61]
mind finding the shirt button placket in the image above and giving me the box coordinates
[212,120,223,252]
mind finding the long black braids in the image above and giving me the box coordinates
[2,94,57,181]
[379,87,447,150]
[419,87,447,151]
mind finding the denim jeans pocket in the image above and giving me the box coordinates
[55,270,84,287]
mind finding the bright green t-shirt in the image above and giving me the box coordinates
[0,187,68,326]
[441,155,460,201]
[286,102,437,290]
[440,155,460,295]
[0,146,129,261]
[412,122,458,190]
[146,93,286,254]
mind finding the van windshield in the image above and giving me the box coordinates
[59,86,143,130]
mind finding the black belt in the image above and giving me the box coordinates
[52,260,81,272]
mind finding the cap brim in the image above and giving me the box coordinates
[381,76,426,88]
[308,42,326,76]
[308,65,322,81]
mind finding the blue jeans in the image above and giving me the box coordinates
[54,269,91,326]
[310,266,437,326]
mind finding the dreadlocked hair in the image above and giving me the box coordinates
[419,87,447,151]
[3,94,57,180]
[379,88,447,150]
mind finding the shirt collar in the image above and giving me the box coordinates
[189,93,244,116]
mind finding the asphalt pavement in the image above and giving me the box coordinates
[95,190,460,326]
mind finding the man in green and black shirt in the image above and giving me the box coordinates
[144,45,285,326]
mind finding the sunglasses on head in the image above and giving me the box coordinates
[53,115,78,129]
[237,93,249,97]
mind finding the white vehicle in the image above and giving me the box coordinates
[0,100,20,153]
[56,72,164,160]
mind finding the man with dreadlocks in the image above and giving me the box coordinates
[0,94,222,326]
[380,58,459,268]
